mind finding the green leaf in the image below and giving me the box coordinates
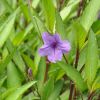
[1,87,17,100]
[78,46,87,71]
[60,90,69,100]
[32,0,40,8]
[20,4,30,22]
[80,0,100,32]
[57,62,87,91]
[0,48,16,74]
[32,16,47,34]
[48,80,63,100]
[55,11,66,39]
[85,30,98,89]
[42,0,55,32]
[7,61,21,88]
[0,8,19,48]
[1,0,13,13]
[41,78,54,100]
[60,0,80,21]
[92,20,100,33]
[0,76,7,87]
[6,40,26,76]
[92,71,100,91]
[22,53,37,76]
[34,51,41,73]
[22,92,39,100]
[6,81,37,100]
[72,21,87,49]
[36,58,46,94]
[13,23,33,46]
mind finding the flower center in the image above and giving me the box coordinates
[51,42,58,48]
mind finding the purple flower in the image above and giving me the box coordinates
[39,32,71,63]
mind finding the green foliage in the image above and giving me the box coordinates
[85,30,98,89]
[7,61,21,88]
[5,81,36,100]
[57,62,87,91]
[0,8,19,48]
[0,0,100,99]
[48,80,63,100]
[41,78,54,100]
[80,0,100,32]
[42,0,55,32]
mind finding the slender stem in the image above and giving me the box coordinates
[44,58,50,83]
[63,54,74,100]
[75,46,79,69]
[69,81,74,100]
[73,86,77,100]
[58,0,65,11]
[77,0,84,17]
[97,93,100,100]
[69,46,80,100]
[88,91,95,100]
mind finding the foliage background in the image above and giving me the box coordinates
[0,0,100,100]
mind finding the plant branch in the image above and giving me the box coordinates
[69,46,80,100]
[88,91,95,100]
[77,0,84,17]
[69,81,74,100]
[44,58,50,83]
[75,46,79,69]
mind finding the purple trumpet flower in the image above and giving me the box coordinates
[39,32,71,63]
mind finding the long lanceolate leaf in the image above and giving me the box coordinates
[0,48,16,74]
[85,31,98,89]
[5,81,37,100]
[80,0,100,32]
[57,62,87,92]
[0,8,20,48]
[48,80,63,100]
[60,0,80,21]
[41,78,54,100]
[42,0,55,32]
[92,71,100,91]
[36,58,46,93]
[7,61,21,88]
[55,11,66,39]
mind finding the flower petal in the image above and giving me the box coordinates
[39,45,52,56]
[42,32,55,44]
[47,49,62,63]
[59,41,71,53]
[54,33,61,42]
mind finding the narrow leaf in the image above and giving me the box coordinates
[7,61,21,88]
[80,0,100,32]
[36,58,46,94]
[6,81,37,100]
[48,80,63,100]
[41,78,54,100]
[42,0,55,32]
[0,8,19,48]
[85,30,98,89]
[57,62,87,91]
